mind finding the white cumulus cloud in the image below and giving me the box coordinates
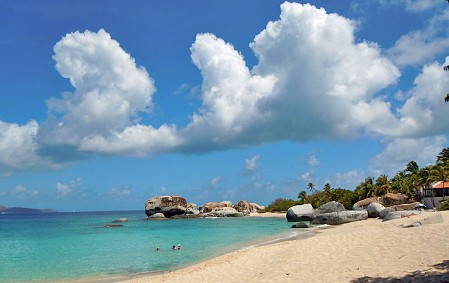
[245,154,261,171]
[0,120,59,175]
[249,2,400,141]
[39,29,180,157]
[379,0,442,12]
[388,10,449,67]
[56,178,81,197]
[369,136,446,175]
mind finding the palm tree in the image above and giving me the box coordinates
[417,166,432,201]
[375,174,391,196]
[307,182,316,193]
[403,160,420,197]
[355,177,376,200]
[405,160,419,175]
[297,190,309,204]
[430,163,449,183]
[391,171,406,194]
[323,183,332,199]
[436,148,449,165]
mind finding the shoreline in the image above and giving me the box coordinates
[53,214,296,283]
[249,212,286,218]
[115,210,449,283]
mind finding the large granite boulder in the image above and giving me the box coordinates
[186,203,199,215]
[315,201,346,215]
[210,207,243,217]
[385,202,418,211]
[353,197,382,210]
[250,203,265,212]
[382,193,409,206]
[382,210,422,222]
[200,202,229,213]
[366,203,386,218]
[234,200,252,215]
[221,201,233,207]
[144,196,187,218]
[312,210,368,225]
[286,204,314,222]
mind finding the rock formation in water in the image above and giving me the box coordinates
[200,202,229,213]
[144,195,187,218]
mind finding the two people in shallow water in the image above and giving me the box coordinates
[156,244,182,251]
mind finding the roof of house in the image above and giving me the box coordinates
[431,181,449,189]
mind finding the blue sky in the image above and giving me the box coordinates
[1,0,449,212]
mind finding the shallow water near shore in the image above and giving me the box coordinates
[0,211,293,282]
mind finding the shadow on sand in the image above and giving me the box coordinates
[351,260,449,283]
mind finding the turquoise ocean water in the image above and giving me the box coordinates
[0,211,293,282]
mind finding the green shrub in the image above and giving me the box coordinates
[260,198,298,212]
[438,199,449,211]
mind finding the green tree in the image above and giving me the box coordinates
[403,160,420,197]
[391,171,406,194]
[436,148,449,165]
[430,163,449,183]
[375,174,391,196]
[307,182,316,193]
[261,198,298,212]
[323,183,332,198]
[331,188,357,209]
[297,190,309,204]
[355,177,376,200]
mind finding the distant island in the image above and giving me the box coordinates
[0,206,57,214]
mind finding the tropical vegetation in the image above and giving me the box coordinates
[261,147,449,212]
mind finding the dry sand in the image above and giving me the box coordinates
[118,211,449,283]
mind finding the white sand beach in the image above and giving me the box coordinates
[117,211,449,283]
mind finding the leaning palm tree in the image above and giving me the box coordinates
[297,190,309,204]
[436,148,449,165]
[405,160,419,175]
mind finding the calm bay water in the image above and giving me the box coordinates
[0,211,292,282]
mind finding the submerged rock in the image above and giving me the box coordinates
[291,222,311,228]
[144,195,187,218]
[105,224,123,228]
[286,204,314,222]
[112,218,128,223]
[146,213,167,220]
